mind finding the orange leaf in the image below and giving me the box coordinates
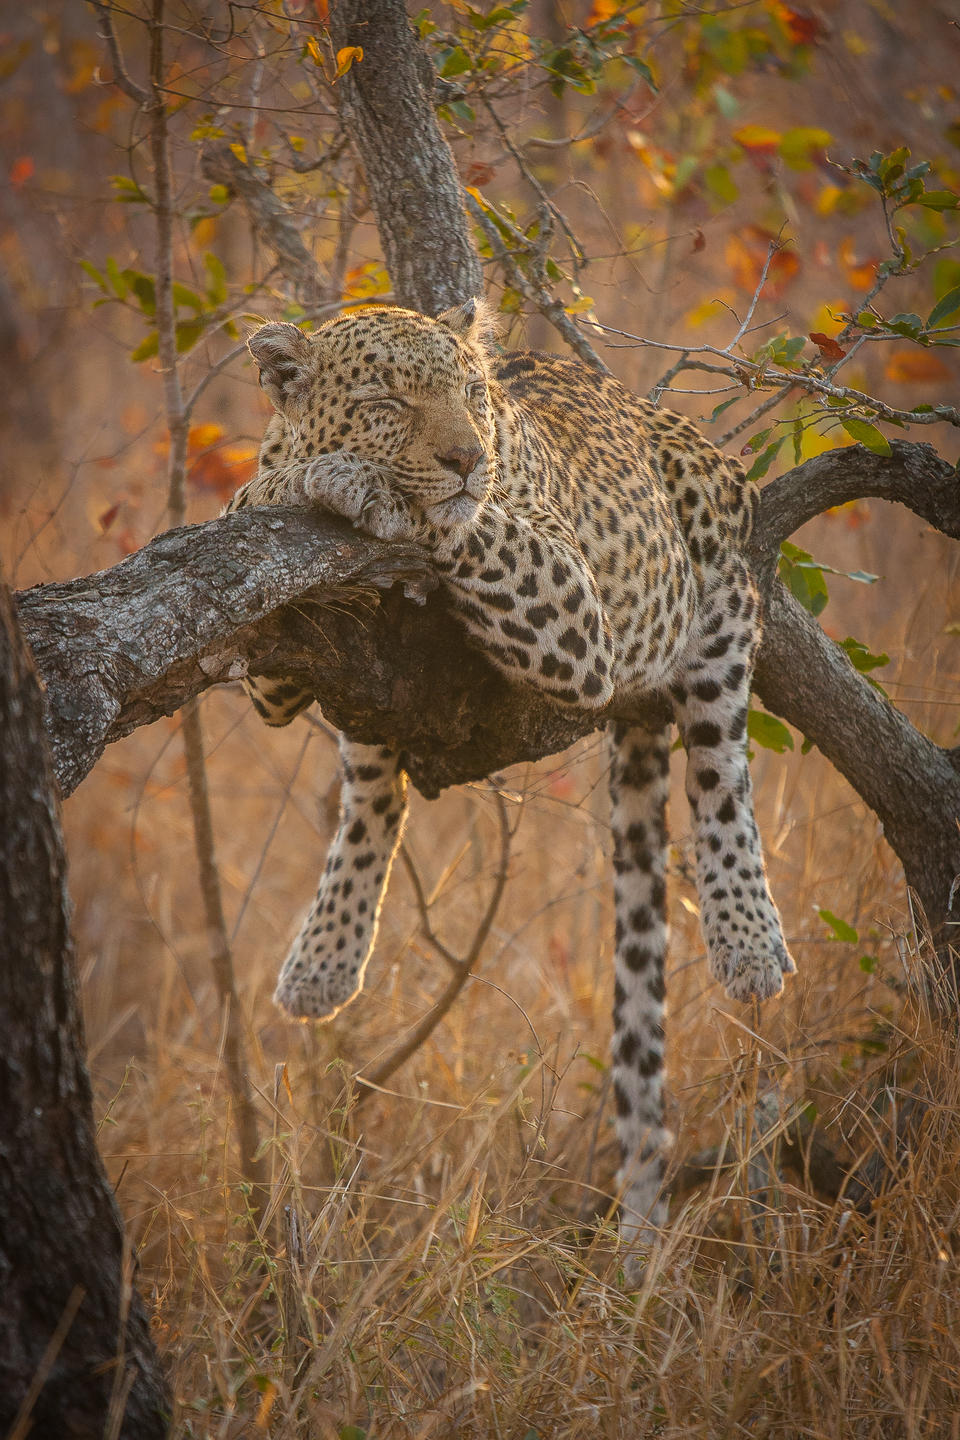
[724,226,800,298]
[188,422,225,452]
[839,236,876,291]
[333,45,363,80]
[734,124,781,155]
[884,349,951,383]
[775,3,826,45]
[9,156,34,187]
[809,331,846,362]
[313,0,330,19]
[464,161,496,187]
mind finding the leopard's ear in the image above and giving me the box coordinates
[248,321,314,412]
[437,296,496,350]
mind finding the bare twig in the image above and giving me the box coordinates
[355,792,513,1102]
[466,195,611,375]
[201,141,327,303]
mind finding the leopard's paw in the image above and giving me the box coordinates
[709,936,795,1003]
[273,949,367,1022]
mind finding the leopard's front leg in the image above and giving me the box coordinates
[432,501,617,709]
[671,558,795,1002]
[229,451,422,544]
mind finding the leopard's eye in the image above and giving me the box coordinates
[360,396,408,415]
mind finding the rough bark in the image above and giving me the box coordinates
[14,506,667,803]
[18,5,960,975]
[329,0,484,312]
[14,440,960,959]
[0,581,170,1438]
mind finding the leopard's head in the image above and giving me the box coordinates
[248,300,498,529]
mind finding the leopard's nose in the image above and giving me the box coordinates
[435,445,483,479]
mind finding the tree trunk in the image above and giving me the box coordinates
[0,580,169,1439]
[330,0,483,312]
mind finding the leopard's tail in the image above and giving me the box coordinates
[607,719,673,1249]
[244,675,315,727]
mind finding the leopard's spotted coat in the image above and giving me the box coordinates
[227,300,795,1250]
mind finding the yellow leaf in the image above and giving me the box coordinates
[815,183,844,217]
[564,295,595,315]
[733,125,782,152]
[683,297,729,329]
[944,620,960,635]
[228,141,247,164]
[190,216,217,248]
[334,45,363,80]
[305,36,324,67]
[188,422,224,451]
[808,302,847,338]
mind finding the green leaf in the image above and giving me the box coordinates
[748,709,794,753]
[110,174,150,204]
[172,281,204,312]
[440,45,472,78]
[886,312,923,338]
[175,318,205,353]
[105,255,128,299]
[779,541,830,616]
[704,162,738,207]
[840,418,891,456]
[746,437,784,480]
[818,907,858,943]
[126,271,156,318]
[859,954,878,974]
[928,284,960,328]
[208,183,230,204]
[917,189,960,211]
[339,1428,367,1440]
[840,636,889,694]
[204,252,228,305]
[130,331,159,363]
[78,259,107,292]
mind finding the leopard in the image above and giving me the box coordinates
[226,298,795,1253]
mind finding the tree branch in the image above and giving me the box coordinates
[201,142,327,304]
[16,437,960,959]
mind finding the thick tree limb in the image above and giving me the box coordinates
[15,508,432,796]
[15,506,666,803]
[747,441,960,949]
[15,439,960,958]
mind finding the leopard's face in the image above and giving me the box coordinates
[250,304,498,530]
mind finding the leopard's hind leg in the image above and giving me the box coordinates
[608,721,673,1252]
[671,558,795,1002]
[274,738,407,1020]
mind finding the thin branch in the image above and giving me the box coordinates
[200,142,327,302]
[91,0,149,108]
[354,792,512,1102]
[466,195,611,375]
[143,0,268,1221]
